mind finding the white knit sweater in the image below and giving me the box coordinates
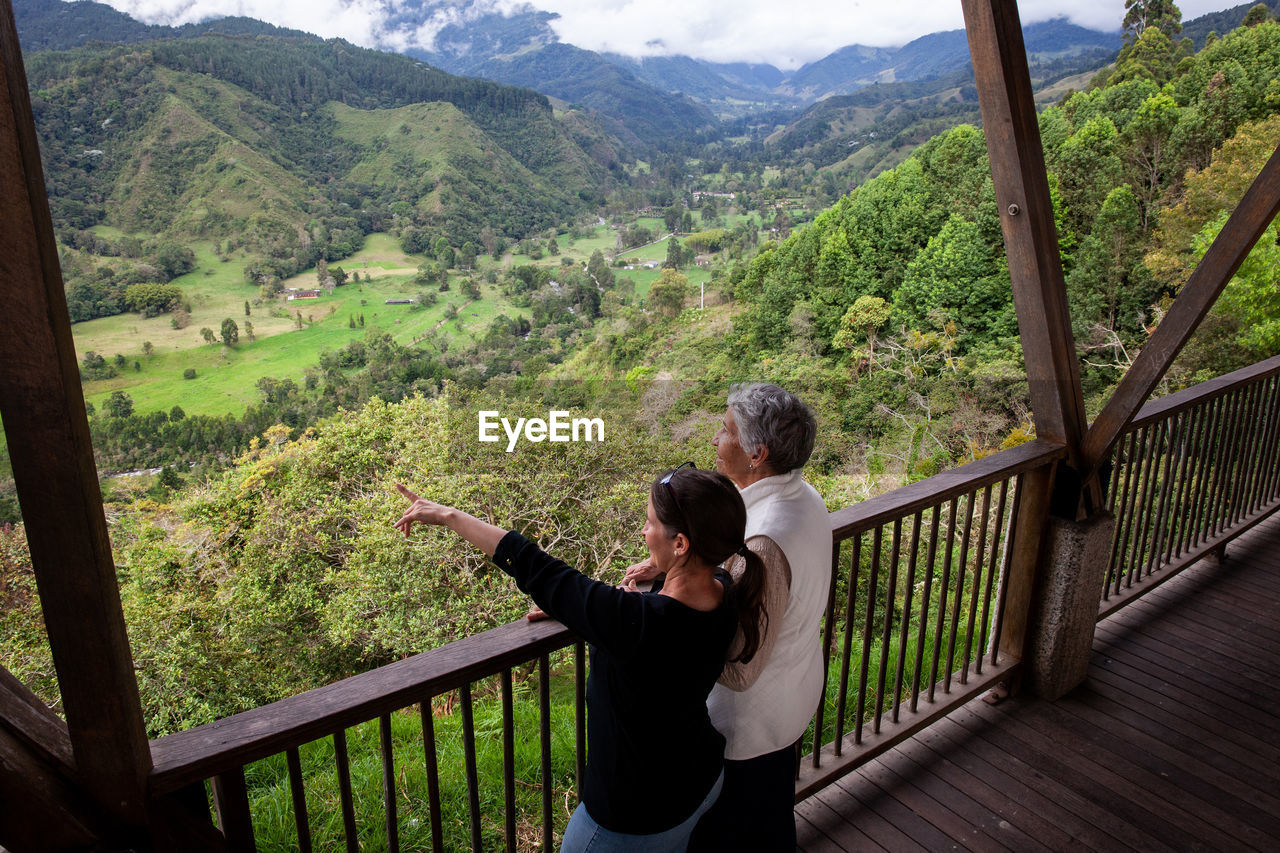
[707,469,833,760]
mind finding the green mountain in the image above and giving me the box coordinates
[412,41,716,148]
[12,0,314,50]
[14,0,714,151]
[27,35,620,272]
[782,19,1119,101]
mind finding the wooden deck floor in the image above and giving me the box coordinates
[797,511,1280,852]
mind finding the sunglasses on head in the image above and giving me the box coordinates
[660,460,696,485]
[660,462,696,538]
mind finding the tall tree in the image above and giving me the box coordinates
[1122,0,1182,44]
[833,295,891,376]
[435,237,455,270]
[459,241,478,269]
[663,237,684,270]
[648,269,689,317]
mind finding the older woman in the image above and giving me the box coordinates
[629,383,831,849]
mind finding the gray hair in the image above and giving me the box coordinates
[727,383,817,474]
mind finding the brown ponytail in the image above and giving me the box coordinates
[651,466,770,663]
[728,545,768,664]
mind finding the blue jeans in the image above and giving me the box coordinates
[561,770,724,853]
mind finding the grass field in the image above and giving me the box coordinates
[75,235,531,417]
[72,219,720,417]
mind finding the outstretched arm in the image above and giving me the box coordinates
[396,483,650,658]
[394,483,505,557]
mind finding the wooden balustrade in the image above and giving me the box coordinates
[143,438,1067,849]
[149,619,586,851]
[1100,354,1280,618]
[797,438,1064,799]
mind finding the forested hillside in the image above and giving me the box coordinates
[570,15,1280,480]
[11,0,314,51]
[29,35,620,321]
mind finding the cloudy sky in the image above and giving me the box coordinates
[96,0,1238,69]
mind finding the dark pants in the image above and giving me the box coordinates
[688,740,799,852]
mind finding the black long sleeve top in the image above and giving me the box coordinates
[491,530,737,834]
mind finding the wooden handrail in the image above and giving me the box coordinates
[1124,353,1280,431]
[828,438,1066,539]
[1098,354,1280,618]
[149,617,573,795]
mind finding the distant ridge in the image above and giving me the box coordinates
[12,0,317,52]
[16,0,1276,135]
[14,0,713,150]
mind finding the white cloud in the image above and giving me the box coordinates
[94,0,1241,69]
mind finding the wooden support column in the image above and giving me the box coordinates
[1081,145,1280,477]
[0,0,152,827]
[962,0,1113,700]
[962,0,1093,516]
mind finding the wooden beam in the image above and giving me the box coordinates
[0,664,72,771]
[962,0,1093,513]
[1081,144,1280,476]
[0,0,152,824]
[961,0,1088,451]
[0,724,106,851]
[996,464,1055,664]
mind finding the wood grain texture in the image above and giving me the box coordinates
[960,0,1087,465]
[0,0,151,824]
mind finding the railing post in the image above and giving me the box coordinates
[211,768,257,853]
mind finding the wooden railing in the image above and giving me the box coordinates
[145,438,1067,850]
[795,437,1063,798]
[149,621,586,851]
[1099,354,1280,619]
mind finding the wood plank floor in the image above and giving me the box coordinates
[797,511,1280,852]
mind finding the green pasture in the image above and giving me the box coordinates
[616,264,710,300]
[81,279,477,417]
[71,219,695,417]
[75,234,534,416]
[616,234,671,266]
[634,216,665,235]
[559,224,614,258]
[73,243,291,362]
[501,224,621,273]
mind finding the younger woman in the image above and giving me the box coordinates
[394,464,766,852]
